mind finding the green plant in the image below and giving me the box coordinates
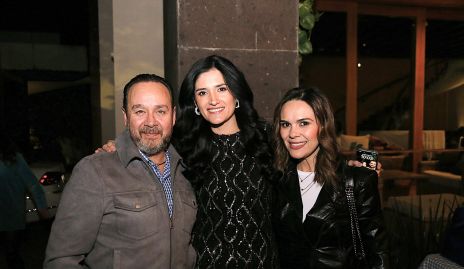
[385,194,461,268]
[298,0,322,55]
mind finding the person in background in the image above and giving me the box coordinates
[0,132,50,269]
[44,74,197,269]
[172,55,279,268]
[272,87,389,268]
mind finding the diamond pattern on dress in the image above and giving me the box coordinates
[192,133,278,268]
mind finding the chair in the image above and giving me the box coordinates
[339,134,370,151]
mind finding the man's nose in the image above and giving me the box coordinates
[145,112,160,126]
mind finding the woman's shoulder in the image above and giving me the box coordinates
[274,163,298,188]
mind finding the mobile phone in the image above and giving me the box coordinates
[356,148,378,170]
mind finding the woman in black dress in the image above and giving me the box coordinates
[173,55,278,268]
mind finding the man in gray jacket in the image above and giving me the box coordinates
[44,74,197,268]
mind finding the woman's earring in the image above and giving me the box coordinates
[194,105,200,115]
[235,99,240,109]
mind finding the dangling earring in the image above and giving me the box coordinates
[235,99,240,109]
[194,105,200,115]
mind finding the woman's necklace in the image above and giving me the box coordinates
[298,154,317,195]
[299,172,316,195]
[299,172,312,183]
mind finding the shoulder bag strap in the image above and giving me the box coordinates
[345,166,366,260]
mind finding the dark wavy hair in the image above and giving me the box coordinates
[272,87,341,187]
[122,73,174,111]
[172,55,273,187]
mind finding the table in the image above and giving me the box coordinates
[381,169,429,196]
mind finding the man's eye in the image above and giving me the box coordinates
[157,110,166,115]
[135,110,145,115]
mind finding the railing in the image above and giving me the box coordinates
[334,59,449,130]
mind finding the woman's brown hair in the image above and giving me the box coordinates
[273,87,340,187]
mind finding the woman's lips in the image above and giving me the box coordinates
[288,141,306,150]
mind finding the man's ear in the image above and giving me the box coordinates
[172,106,176,126]
[122,108,128,127]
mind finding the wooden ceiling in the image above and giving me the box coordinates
[356,0,464,9]
[316,0,464,20]
[313,0,464,58]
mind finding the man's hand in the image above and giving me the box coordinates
[95,140,116,153]
[347,160,383,176]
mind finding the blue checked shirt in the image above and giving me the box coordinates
[139,150,174,218]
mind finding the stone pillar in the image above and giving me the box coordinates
[165,0,299,121]
[94,0,165,141]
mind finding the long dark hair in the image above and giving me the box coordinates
[172,55,273,187]
[273,87,340,187]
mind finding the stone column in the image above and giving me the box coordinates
[165,0,299,121]
[93,0,165,141]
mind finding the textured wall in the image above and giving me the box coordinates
[165,0,299,121]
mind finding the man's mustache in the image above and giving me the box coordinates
[140,126,162,134]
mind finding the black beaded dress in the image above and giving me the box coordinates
[192,132,278,268]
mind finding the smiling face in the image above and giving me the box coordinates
[279,100,320,165]
[194,68,239,135]
[123,81,175,157]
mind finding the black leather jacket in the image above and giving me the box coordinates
[273,160,389,269]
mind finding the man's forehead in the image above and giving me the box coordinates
[130,81,169,92]
[128,82,172,103]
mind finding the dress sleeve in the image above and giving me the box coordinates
[354,168,390,269]
[15,153,48,209]
[43,157,104,269]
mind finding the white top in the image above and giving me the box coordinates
[297,170,323,222]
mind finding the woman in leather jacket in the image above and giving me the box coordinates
[272,87,389,268]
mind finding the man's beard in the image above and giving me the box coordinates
[130,125,171,156]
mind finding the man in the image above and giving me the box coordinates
[44,74,197,269]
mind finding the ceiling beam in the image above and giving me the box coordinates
[316,0,464,20]
[357,0,464,9]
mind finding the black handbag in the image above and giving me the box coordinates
[344,166,369,267]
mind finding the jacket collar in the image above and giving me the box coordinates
[285,164,304,221]
[116,129,141,167]
[284,159,347,221]
[115,129,182,173]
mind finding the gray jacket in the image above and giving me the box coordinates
[44,130,197,269]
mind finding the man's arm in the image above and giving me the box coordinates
[44,157,104,269]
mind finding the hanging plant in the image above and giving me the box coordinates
[299,0,322,55]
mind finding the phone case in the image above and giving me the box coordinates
[356,148,378,170]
